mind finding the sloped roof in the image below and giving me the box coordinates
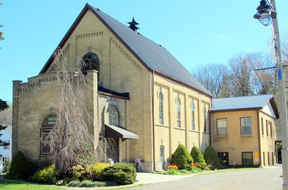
[39,4,212,96]
[211,94,279,118]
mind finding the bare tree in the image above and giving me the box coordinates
[193,63,229,98]
[41,49,103,175]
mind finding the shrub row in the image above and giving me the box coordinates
[171,144,222,171]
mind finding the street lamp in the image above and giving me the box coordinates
[253,0,276,26]
[254,0,288,189]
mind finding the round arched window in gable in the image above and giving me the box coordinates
[42,114,57,128]
[82,52,100,80]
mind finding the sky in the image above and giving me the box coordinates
[1,0,288,103]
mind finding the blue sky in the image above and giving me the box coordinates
[1,0,288,103]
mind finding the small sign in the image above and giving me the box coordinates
[255,158,259,162]
[253,147,259,150]
[254,152,259,158]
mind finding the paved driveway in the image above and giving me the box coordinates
[132,165,283,190]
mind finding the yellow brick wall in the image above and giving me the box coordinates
[154,74,212,169]
[258,112,276,166]
[212,110,276,166]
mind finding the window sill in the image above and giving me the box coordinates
[202,132,209,135]
[174,127,186,131]
[189,130,199,133]
[217,135,228,138]
[155,124,170,128]
[241,134,252,136]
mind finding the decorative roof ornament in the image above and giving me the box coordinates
[128,17,139,32]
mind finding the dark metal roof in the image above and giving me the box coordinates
[211,94,279,119]
[39,4,212,96]
[91,6,211,95]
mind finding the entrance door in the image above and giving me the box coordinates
[218,152,229,166]
[160,146,164,170]
[106,138,119,162]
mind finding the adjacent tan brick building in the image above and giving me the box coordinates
[12,4,212,172]
[211,95,279,167]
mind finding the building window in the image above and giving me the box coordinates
[2,157,9,166]
[261,117,264,135]
[240,117,251,135]
[177,98,181,127]
[192,102,195,130]
[108,106,119,126]
[204,107,207,132]
[159,92,164,124]
[266,120,269,137]
[82,52,100,81]
[242,152,253,166]
[3,140,10,150]
[217,119,227,136]
[41,114,57,154]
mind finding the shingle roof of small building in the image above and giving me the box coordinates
[212,94,279,118]
[39,4,212,96]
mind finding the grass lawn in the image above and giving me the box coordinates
[0,180,62,190]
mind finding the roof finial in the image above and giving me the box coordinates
[128,17,139,32]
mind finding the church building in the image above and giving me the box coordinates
[12,4,212,172]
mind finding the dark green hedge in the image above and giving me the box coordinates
[171,144,193,170]
[101,163,136,185]
[204,145,222,169]
[190,146,207,167]
[5,151,32,179]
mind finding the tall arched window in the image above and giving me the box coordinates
[108,106,119,126]
[82,52,100,81]
[159,92,164,124]
[192,102,195,130]
[204,107,207,132]
[41,114,57,154]
[177,98,181,127]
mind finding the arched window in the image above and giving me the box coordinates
[82,52,100,81]
[204,107,207,132]
[41,114,57,154]
[159,92,164,124]
[192,102,195,130]
[177,98,181,127]
[108,106,119,126]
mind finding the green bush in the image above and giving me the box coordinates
[171,144,193,170]
[203,145,222,169]
[5,151,32,179]
[68,180,81,187]
[32,165,58,184]
[101,163,136,185]
[190,146,207,168]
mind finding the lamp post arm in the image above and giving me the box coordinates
[271,1,288,189]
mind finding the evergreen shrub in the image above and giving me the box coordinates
[190,146,207,168]
[171,144,193,170]
[101,163,136,185]
[5,151,32,179]
[203,145,222,169]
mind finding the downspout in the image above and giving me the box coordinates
[257,110,262,166]
[210,110,213,147]
[152,70,156,171]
